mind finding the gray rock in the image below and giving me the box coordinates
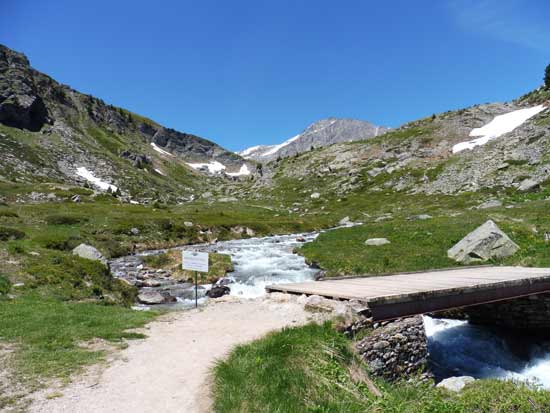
[137,291,165,305]
[407,214,432,221]
[518,178,539,192]
[447,220,519,264]
[184,221,193,227]
[72,243,108,266]
[339,216,351,226]
[310,192,321,199]
[436,376,475,392]
[477,199,502,209]
[0,46,50,131]
[206,285,230,298]
[130,227,140,235]
[365,238,391,246]
[71,195,81,203]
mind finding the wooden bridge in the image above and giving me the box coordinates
[266,266,550,321]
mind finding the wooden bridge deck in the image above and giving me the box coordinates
[266,266,550,321]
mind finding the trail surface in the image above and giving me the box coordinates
[30,296,314,413]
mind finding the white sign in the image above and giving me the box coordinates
[182,251,209,273]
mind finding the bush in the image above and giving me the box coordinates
[45,214,88,225]
[0,209,18,218]
[0,274,11,295]
[143,253,171,268]
[25,253,137,305]
[36,232,81,251]
[0,226,26,241]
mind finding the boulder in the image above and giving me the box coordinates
[304,295,335,313]
[310,192,321,199]
[184,221,193,227]
[447,220,519,264]
[517,178,539,192]
[365,238,391,246]
[137,291,165,305]
[477,199,502,209]
[339,216,351,226]
[407,214,432,221]
[436,376,475,392]
[70,195,81,203]
[206,285,230,298]
[296,236,307,242]
[72,243,108,266]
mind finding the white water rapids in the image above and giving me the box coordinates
[424,316,550,388]
[212,232,320,297]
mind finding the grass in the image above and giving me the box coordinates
[0,294,156,380]
[300,198,550,276]
[213,322,550,413]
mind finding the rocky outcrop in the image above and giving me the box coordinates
[447,220,519,264]
[0,45,50,131]
[356,316,430,382]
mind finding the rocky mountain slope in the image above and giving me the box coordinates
[0,44,253,202]
[239,118,388,162]
[248,88,550,203]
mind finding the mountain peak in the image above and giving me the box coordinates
[239,117,388,161]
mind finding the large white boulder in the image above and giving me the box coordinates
[436,376,475,392]
[365,238,391,246]
[447,220,519,264]
[72,243,108,266]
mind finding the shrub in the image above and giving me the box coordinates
[0,274,11,295]
[36,232,81,251]
[0,209,18,218]
[45,214,88,225]
[25,253,137,305]
[0,226,26,241]
[7,241,26,254]
[545,64,550,89]
[143,253,171,268]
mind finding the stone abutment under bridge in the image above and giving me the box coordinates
[459,292,550,335]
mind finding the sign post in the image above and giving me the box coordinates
[182,251,209,308]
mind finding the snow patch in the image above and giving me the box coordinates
[238,145,263,157]
[154,168,166,176]
[226,164,251,177]
[76,167,117,192]
[453,105,546,153]
[187,161,226,174]
[261,134,301,157]
[151,142,174,157]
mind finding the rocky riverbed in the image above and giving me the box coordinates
[110,232,321,309]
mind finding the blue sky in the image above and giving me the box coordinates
[1,0,549,151]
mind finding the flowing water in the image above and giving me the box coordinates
[424,316,550,388]
[201,231,320,298]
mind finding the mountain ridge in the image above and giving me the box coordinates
[239,117,388,162]
[0,44,252,202]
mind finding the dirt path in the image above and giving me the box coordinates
[29,295,316,413]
